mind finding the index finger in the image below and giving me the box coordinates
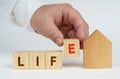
[62,6,89,41]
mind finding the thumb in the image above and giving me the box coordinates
[47,23,64,46]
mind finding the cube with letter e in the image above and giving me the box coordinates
[64,39,80,57]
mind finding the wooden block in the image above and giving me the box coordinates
[83,30,112,68]
[64,39,80,57]
[30,51,45,69]
[13,51,29,69]
[46,50,62,69]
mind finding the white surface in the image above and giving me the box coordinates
[0,0,120,79]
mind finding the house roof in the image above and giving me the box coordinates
[84,29,112,43]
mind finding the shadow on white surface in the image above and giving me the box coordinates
[63,62,83,68]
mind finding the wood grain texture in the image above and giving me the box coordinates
[46,50,62,69]
[30,51,45,69]
[83,30,112,68]
[64,39,80,57]
[13,51,29,69]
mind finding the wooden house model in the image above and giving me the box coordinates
[83,30,112,68]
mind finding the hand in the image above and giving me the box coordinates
[30,4,89,48]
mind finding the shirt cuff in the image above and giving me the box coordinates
[27,1,45,32]
[13,0,45,32]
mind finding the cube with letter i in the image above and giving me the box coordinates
[30,51,45,69]
[64,39,80,56]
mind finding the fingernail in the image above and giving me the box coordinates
[56,38,63,46]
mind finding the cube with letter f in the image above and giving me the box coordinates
[64,39,80,56]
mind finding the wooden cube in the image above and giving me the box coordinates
[46,50,62,69]
[64,39,80,57]
[30,51,45,69]
[13,51,29,69]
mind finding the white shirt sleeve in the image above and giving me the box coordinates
[0,0,45,32]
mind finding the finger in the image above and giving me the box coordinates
[59,24,73,38]
[62,7,89,41]
[67,29,77,38]
[84,25,89,39]
[46,21,64,46]
[70,12,88,41]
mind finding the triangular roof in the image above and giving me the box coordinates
[85,29,112,43]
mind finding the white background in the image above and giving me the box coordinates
[0,0,120,79]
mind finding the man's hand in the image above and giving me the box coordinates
[30,4,89,48]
